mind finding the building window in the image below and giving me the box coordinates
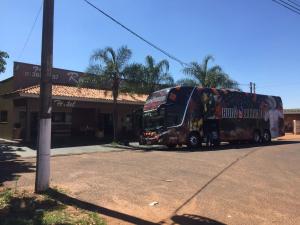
[52,112,72,123]
[0,111,8,122]
[65,113,72,123]
[52,112,65,123]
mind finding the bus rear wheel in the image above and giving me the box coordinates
[253,130,261,144]
[262,130,271,143]
[187,132,201,148]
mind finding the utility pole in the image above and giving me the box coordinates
[253,83,256,94]
[35,0,54,193]
[250,82,253,93]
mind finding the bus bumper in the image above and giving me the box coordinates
[140,136,165,145]
[140,131,177,146]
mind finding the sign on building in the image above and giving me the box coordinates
[13,62,105,90]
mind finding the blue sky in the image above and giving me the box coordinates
[1,0,300,108]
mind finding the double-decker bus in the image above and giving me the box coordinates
[140,86,284,148]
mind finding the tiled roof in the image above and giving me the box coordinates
[14,85,148,104]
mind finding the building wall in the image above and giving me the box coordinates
[12,97,142,140]
[0,78,14,139]
[284,114,300,132]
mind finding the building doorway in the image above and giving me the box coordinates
[72,108,96,136]
[97,113,113,138]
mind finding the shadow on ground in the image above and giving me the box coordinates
[0,144,35,186]
[25,136,113,150]
[46,188,225,225]
[170,214,225,225]
[124,140,300,153]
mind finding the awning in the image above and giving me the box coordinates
[3,85,148,105]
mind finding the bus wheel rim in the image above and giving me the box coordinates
[264,132,270,141]
[190,136,198,145]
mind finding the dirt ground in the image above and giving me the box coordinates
[2,140,300,225]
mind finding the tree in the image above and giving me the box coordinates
[87,46,132,141]
[0,51,9,74]
[122,63,145,93]
[123,55,174,94]
[178,55,239,90]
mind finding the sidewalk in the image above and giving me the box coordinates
[0,141,127,158]
[1,133,299,158]
[276,133,300,140]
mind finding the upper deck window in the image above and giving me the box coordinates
[143,88,170,111]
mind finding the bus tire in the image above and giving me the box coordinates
[262,130,271,144]
[187,132,201,148]
[253,130,261,144]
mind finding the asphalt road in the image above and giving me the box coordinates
[2,140,300,225]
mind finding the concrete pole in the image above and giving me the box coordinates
[35,0,54,193]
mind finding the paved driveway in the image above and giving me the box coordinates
[2,140,300,225]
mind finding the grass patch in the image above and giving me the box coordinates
[0,188,13,210]
[41,211,72,225]
[0,188,106,225]
[110,141,119,146]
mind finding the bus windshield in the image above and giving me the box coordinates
[143,87,194,130]
[143,107,165,130]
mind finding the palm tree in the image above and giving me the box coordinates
[143,56,174,94]
[123,55,174,95]
[120,63,144,94]
[87,46,132,141]
[178,55,239,90]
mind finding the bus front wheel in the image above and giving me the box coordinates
[187,132,201,148]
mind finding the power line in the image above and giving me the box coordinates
[272,0,300,16]
[83,0,188,67]
[278,0,300,11]
[18,2,43,59]
[286,0,300,8]
[273,0,300,14]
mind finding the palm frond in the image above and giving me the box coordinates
[158,72,174,85]
[145,55,155,69]
[90,49,109,65]
[116,45,132,69]
[202,55,214,70]
[208,65,222,74]
[157,59,169,73]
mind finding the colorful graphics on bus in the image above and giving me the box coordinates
[141,86,284,147]
[184,88,284,139]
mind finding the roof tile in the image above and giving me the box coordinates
[15,85,147,103]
